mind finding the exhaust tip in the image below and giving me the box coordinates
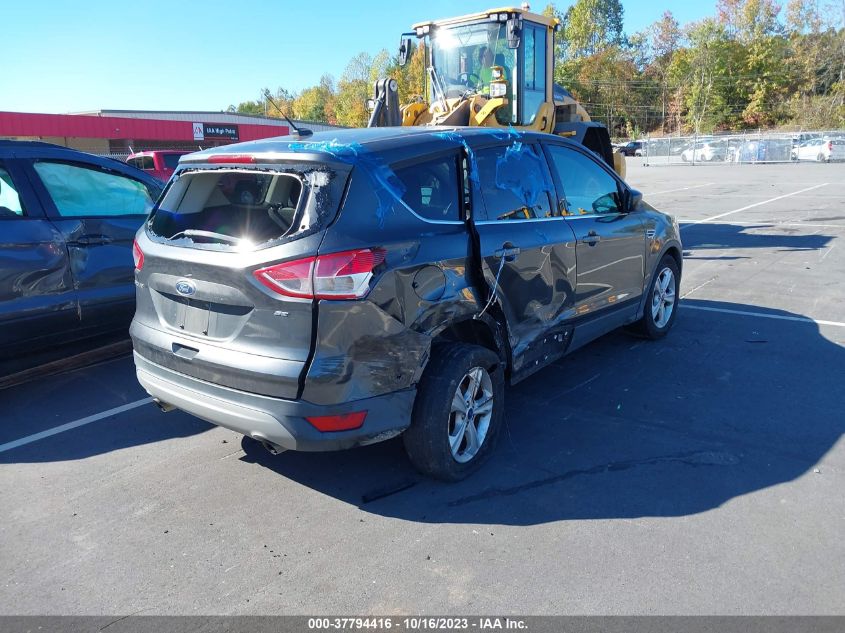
[153,399,176,413]
[255,437,287,455]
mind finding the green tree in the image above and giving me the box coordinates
[292,75,336,124]
[335,52,374,127]
[561,0,625,59]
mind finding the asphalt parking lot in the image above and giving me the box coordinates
[2,159,843,615]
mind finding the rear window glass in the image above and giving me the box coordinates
[148,169,305,250]
[129,156,155,170]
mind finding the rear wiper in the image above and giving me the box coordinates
[168,229,242,245]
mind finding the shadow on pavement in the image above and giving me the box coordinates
[681,222,834,252]
[239,298,844,525]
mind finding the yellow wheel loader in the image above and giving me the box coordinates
[367,4,626,178]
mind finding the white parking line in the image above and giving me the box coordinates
[645,183,714,196]
[681,183,830,228]
[681,304,845,328]
[0,398,153,454]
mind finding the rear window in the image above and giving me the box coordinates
[148,169,305,250]
[129,156,154,170]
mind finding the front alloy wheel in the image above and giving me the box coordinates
[651,267,677,328]
[630,254,680,339]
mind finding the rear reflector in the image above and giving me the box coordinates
[306,411,367,432]
[207,154,256,164]
[132,239,144,271]
[253,248,386,300]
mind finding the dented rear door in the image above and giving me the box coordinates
[470,141,578,380]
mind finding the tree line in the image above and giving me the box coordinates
[228,0,844,137]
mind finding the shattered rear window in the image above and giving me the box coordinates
[148,169,308,251]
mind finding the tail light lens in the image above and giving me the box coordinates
[253,248,386,300]
[827,141,833,152]
[132,239,144,271]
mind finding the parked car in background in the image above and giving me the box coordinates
[131,128,682,480]
[0,141,162,362]
[793,137,845,162]
[680,140,727,162]
[126,150,190,183]
[618,140,643,156]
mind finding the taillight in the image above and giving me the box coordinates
[827,141,833,152]
[253,248,386,300]
[306,411,367,432]
[132,239,144,271]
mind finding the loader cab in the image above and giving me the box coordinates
[413,8,556,129]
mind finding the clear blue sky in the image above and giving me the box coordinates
[3,1,716,114]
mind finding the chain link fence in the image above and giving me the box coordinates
[636,130,845,166]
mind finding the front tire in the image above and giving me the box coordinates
[403,343,504,481]
[631,255,680,339]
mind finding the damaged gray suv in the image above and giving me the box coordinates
[131,127,682,480]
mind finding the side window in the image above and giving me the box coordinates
[523,25,547,125]
[33,161,155,218]
[394,154,460,221]
[545,145,623,215]
[475,143,554,221]
[0,166,26,217]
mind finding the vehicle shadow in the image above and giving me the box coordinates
[681,222,834,252]
[240,298,844,525]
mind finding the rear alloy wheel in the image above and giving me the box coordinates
[403,343,504,481]
[817,153,827,163]
[631,255,680,339]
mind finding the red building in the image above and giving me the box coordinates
[0,109,341,156]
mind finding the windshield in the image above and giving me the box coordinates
[430,21,517,124]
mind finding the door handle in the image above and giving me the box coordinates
[581,231,601,246]
[494,244,520,261]
[75,234,113,245]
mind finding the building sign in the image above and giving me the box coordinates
[203,124,239,140]
[191,122,239,141]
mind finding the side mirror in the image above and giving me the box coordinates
[398,37,413,66]
[627,188,643,211]
[507,16,522,49]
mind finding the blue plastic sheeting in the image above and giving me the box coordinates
[494,141,554,210]
[288,139,405,227]
[432,131,480,184]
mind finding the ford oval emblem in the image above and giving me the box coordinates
[175,279,196,296]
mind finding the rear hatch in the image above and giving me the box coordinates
[131,158,351,399]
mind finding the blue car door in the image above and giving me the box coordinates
[0,157,78,357]
[22,153,159,332]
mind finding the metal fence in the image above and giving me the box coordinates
[637,130,845,166]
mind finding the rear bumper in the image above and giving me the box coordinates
[134,352,415,451]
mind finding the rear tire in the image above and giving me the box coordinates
[630,255,680,340]
[403,343,504,481]
[817,153,826,163]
